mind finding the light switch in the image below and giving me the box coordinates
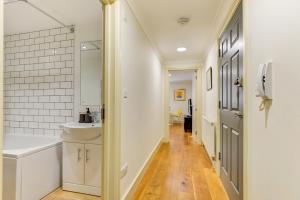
[123,89,128,99]
[120,163,128,179]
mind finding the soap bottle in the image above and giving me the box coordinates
[85,107,92,123]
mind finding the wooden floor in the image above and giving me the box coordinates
[132,124,229,200]
[42,188,102,200]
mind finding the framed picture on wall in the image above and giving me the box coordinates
[174,89,186,101]
[206,67,212,91]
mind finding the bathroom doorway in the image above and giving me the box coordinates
[2,0,108,199]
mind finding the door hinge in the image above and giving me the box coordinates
[218,101,221,109]
[218,48,221,57]
[218,152,222,160]
[101,104,105,122]
[195,131,197,135]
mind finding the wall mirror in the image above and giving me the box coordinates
[80,40,102,105]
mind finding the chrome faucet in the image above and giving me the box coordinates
[91,111,100,123]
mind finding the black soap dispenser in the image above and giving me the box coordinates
[85,107,92,123]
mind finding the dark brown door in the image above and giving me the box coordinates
[219,3,243,200]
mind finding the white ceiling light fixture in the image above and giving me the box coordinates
[125,0,221,62]
[177,47,187,52]
[177,17,190,26]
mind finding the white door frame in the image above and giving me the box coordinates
[163,65,202,143]
[102,1,121,200]
[0,0,3,198]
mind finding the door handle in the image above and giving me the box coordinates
[86,149,89,163]
[233,111,243,118]
[234,77,243,87]
[77,148,81,162]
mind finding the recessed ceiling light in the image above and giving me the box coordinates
[82,45,87,50]
[177,47,187,52]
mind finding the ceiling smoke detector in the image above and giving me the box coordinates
[177,17,190,26]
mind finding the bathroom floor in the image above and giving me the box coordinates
[42,188,102,200]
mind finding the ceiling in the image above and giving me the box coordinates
[127,0,223,64]
[169,71,194,83]
[4,0,102,35]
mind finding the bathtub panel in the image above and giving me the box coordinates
[3,157,21,200]
[21,144,62,200]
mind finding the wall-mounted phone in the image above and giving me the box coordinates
[256,62,272,99]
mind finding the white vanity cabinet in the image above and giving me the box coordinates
[63,143,85,185]
[85,144,102,187]
[62,142,102,196]
[61,122,102,196]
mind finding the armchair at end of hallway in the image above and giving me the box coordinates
[169,108,183,125]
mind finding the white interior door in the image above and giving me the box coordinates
[63,142,85,185]
[192,70,197,136]
[85,144,102,187]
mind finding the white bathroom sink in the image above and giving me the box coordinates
[61,122,102,141]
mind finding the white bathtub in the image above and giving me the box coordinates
[3,135,62,200]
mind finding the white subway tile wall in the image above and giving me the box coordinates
[4,27,75,136]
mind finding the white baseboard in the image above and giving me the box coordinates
[63,183,101,196]
[122,137,163,200]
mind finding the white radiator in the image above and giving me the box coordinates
[202,116,216,161]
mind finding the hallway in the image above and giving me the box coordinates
[133,125,229,200]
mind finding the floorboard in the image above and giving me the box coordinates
[132,124,229,200]
[42,188,102,200]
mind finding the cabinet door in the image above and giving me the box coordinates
[63,142,85,185]
[85,144,102,187]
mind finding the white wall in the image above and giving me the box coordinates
[3,23,102,136]
[4,27,75,136]
[169,80,192,116]
[120,0,163,198]
[202,43,220,171]
[244,1,300,199]
[202,43,219,123]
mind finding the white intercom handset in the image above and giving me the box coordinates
[256,62,272,99]
[256,62,272,111]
